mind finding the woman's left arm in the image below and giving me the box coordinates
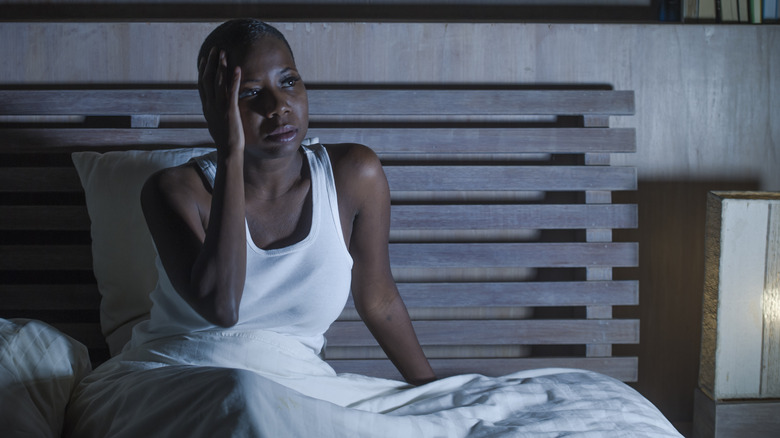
[334,144,437,386]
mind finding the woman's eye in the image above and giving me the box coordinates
[282,76,301,88]
[239,89,260,99]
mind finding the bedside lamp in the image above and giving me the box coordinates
[694,191,780,438]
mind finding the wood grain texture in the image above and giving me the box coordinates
[384,166,637,191]
[368,281,640,307]
[389,242,638,269]
[0,127,636,153]
[693,387,780,438]
[325,319,639,346]
[761,203,780,396]
[1,165,638,192]
[699,192,723,399]
[0,204,637,231]
[0,242,639,271]
[330,356,639,381]
[0,89,635,116]
[390,204,637,230]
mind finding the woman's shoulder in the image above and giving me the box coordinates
[323,143,383,181]
[141,161,211,213]
[322,142,387,211]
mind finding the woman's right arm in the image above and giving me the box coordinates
[141,48,247,327]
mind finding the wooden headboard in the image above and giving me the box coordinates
[0,86,638,381]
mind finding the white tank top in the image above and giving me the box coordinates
[130,141,353,353]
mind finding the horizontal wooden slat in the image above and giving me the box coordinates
[328,357,639,381]
[1,165,638,192]
[324,344,533,360]
[0,245,92,270]
[0,206,90,230]
[0,90,201,116]
[390,204,638,230]
[325,319,639,346]
[0,284,100,310]
[311,90,636,116]
[0,204,638,232]
[1,242,637,270]
[0,89,635,117]
[389,242,638,269]
[317,128,636,154]
[0,127,636,154]
[0,128,214,151]
[384,166,637,191]
[345,281,639,309]
[0,167,82,192]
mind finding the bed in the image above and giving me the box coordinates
[0,86,682,436]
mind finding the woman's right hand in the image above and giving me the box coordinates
[198,47,245,155]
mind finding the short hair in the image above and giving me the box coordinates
[197,19,294,69]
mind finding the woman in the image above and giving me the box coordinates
[134,18,436,387]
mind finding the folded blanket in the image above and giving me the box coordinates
[65,329,681,437]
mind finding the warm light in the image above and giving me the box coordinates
[766,286,780,326]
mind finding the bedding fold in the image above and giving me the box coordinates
[65,329,682,437]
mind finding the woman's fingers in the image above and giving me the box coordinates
[227,66,245,151]
[197,56,206,102]
[198,47,219,117]
[215,50,228,111]
[199,47,219,110]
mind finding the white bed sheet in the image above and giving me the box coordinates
[65,329,682,437]
[0,318,92,438]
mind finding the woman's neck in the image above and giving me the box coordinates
[242,147,306,201]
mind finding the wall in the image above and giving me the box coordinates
[1,22,778,431]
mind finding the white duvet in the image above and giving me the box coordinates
[64,329,682,437]
[0,319,91,438]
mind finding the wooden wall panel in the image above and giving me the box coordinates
[1,22,778,430]
[0,23,777,187]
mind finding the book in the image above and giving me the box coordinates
[739,0,750,21]
[660,0,683,21]
[750,0,763,23]
[684,0,699,21]
[721,0,739,21]
[764,0,779,21]
[700,0,719,20]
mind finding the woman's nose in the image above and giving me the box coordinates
[253,89,289,118]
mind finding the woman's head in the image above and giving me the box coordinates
[197,18,292,65]
[199,19,309,156]
[198,19,294,74]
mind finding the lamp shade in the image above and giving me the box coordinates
[699,191,780,400]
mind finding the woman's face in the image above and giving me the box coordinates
[235,37,309,157]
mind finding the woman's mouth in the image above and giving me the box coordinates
[265,125,298,143]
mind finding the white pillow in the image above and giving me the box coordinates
[0,318,92,438]
[72,147,215,355]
